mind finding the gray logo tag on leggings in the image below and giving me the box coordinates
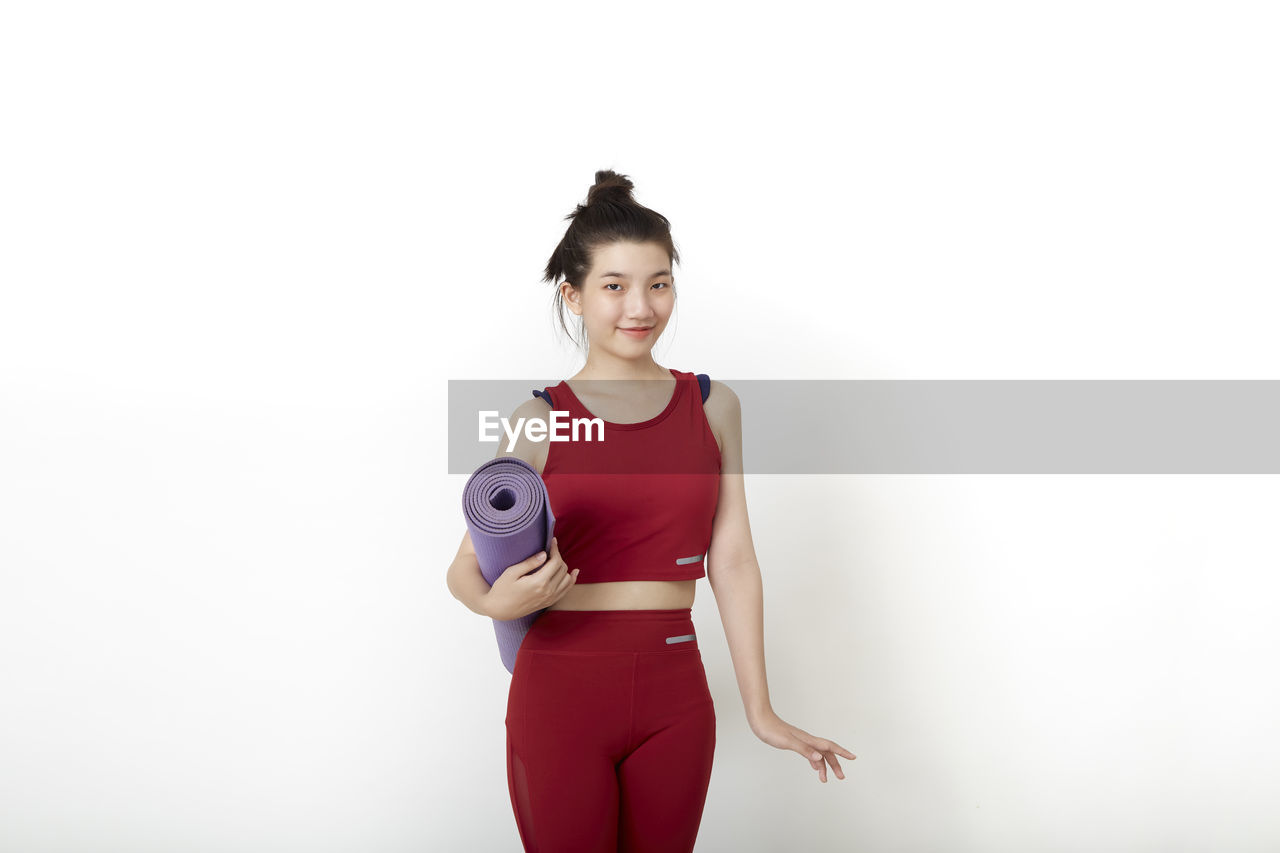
[665,634,696,644]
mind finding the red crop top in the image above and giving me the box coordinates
[531,368,722,583]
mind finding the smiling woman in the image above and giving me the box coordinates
[448,169,855,853]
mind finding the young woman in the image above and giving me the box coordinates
[447,170,855,852]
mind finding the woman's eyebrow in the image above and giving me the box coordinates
[601,270,672,279]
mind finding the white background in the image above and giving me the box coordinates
[2,1,1278,851]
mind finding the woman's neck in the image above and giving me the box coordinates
[573,354,669,382]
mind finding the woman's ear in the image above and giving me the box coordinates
[560,281,583,316]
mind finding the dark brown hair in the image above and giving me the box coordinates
[542,170,681,352]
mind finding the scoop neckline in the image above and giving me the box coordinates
[558,367,685,430]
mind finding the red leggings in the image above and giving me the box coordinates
[505,607,716,853]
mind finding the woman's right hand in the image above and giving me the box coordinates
[482,536,579,621]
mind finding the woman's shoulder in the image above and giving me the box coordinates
[494,394,555,474]
[697,376,738,407]
[698,379,739,459]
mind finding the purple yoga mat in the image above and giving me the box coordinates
[461,456,557,674]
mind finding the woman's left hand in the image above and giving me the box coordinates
[750,711,856,783]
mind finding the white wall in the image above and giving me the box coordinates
[2,2,1277,851]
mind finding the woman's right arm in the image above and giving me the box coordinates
[449,395,557,618]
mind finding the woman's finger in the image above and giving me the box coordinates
[803,739,855,782]
[797,741,829,784]
[809,737,856,761]
[806,746,829,783]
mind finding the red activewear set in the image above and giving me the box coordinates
[507,368,721,852]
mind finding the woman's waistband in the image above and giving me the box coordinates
[522,607,699,654]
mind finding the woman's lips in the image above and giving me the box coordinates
[619,326,653,337]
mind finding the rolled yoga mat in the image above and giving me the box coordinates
[461,456,557,674]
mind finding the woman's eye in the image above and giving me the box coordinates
[604,282,669,291]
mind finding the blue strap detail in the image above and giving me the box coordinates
[531,388,553,406]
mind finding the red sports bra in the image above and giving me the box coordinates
[530,368,722,583]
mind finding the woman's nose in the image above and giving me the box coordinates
[624,290,657,316]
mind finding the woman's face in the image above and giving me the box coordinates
[561,240,675,355]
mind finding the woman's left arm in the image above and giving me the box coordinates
[703,381,857,784]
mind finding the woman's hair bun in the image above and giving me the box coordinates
[586,170,636,205]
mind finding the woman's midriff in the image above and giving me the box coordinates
[545,578,697,611]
